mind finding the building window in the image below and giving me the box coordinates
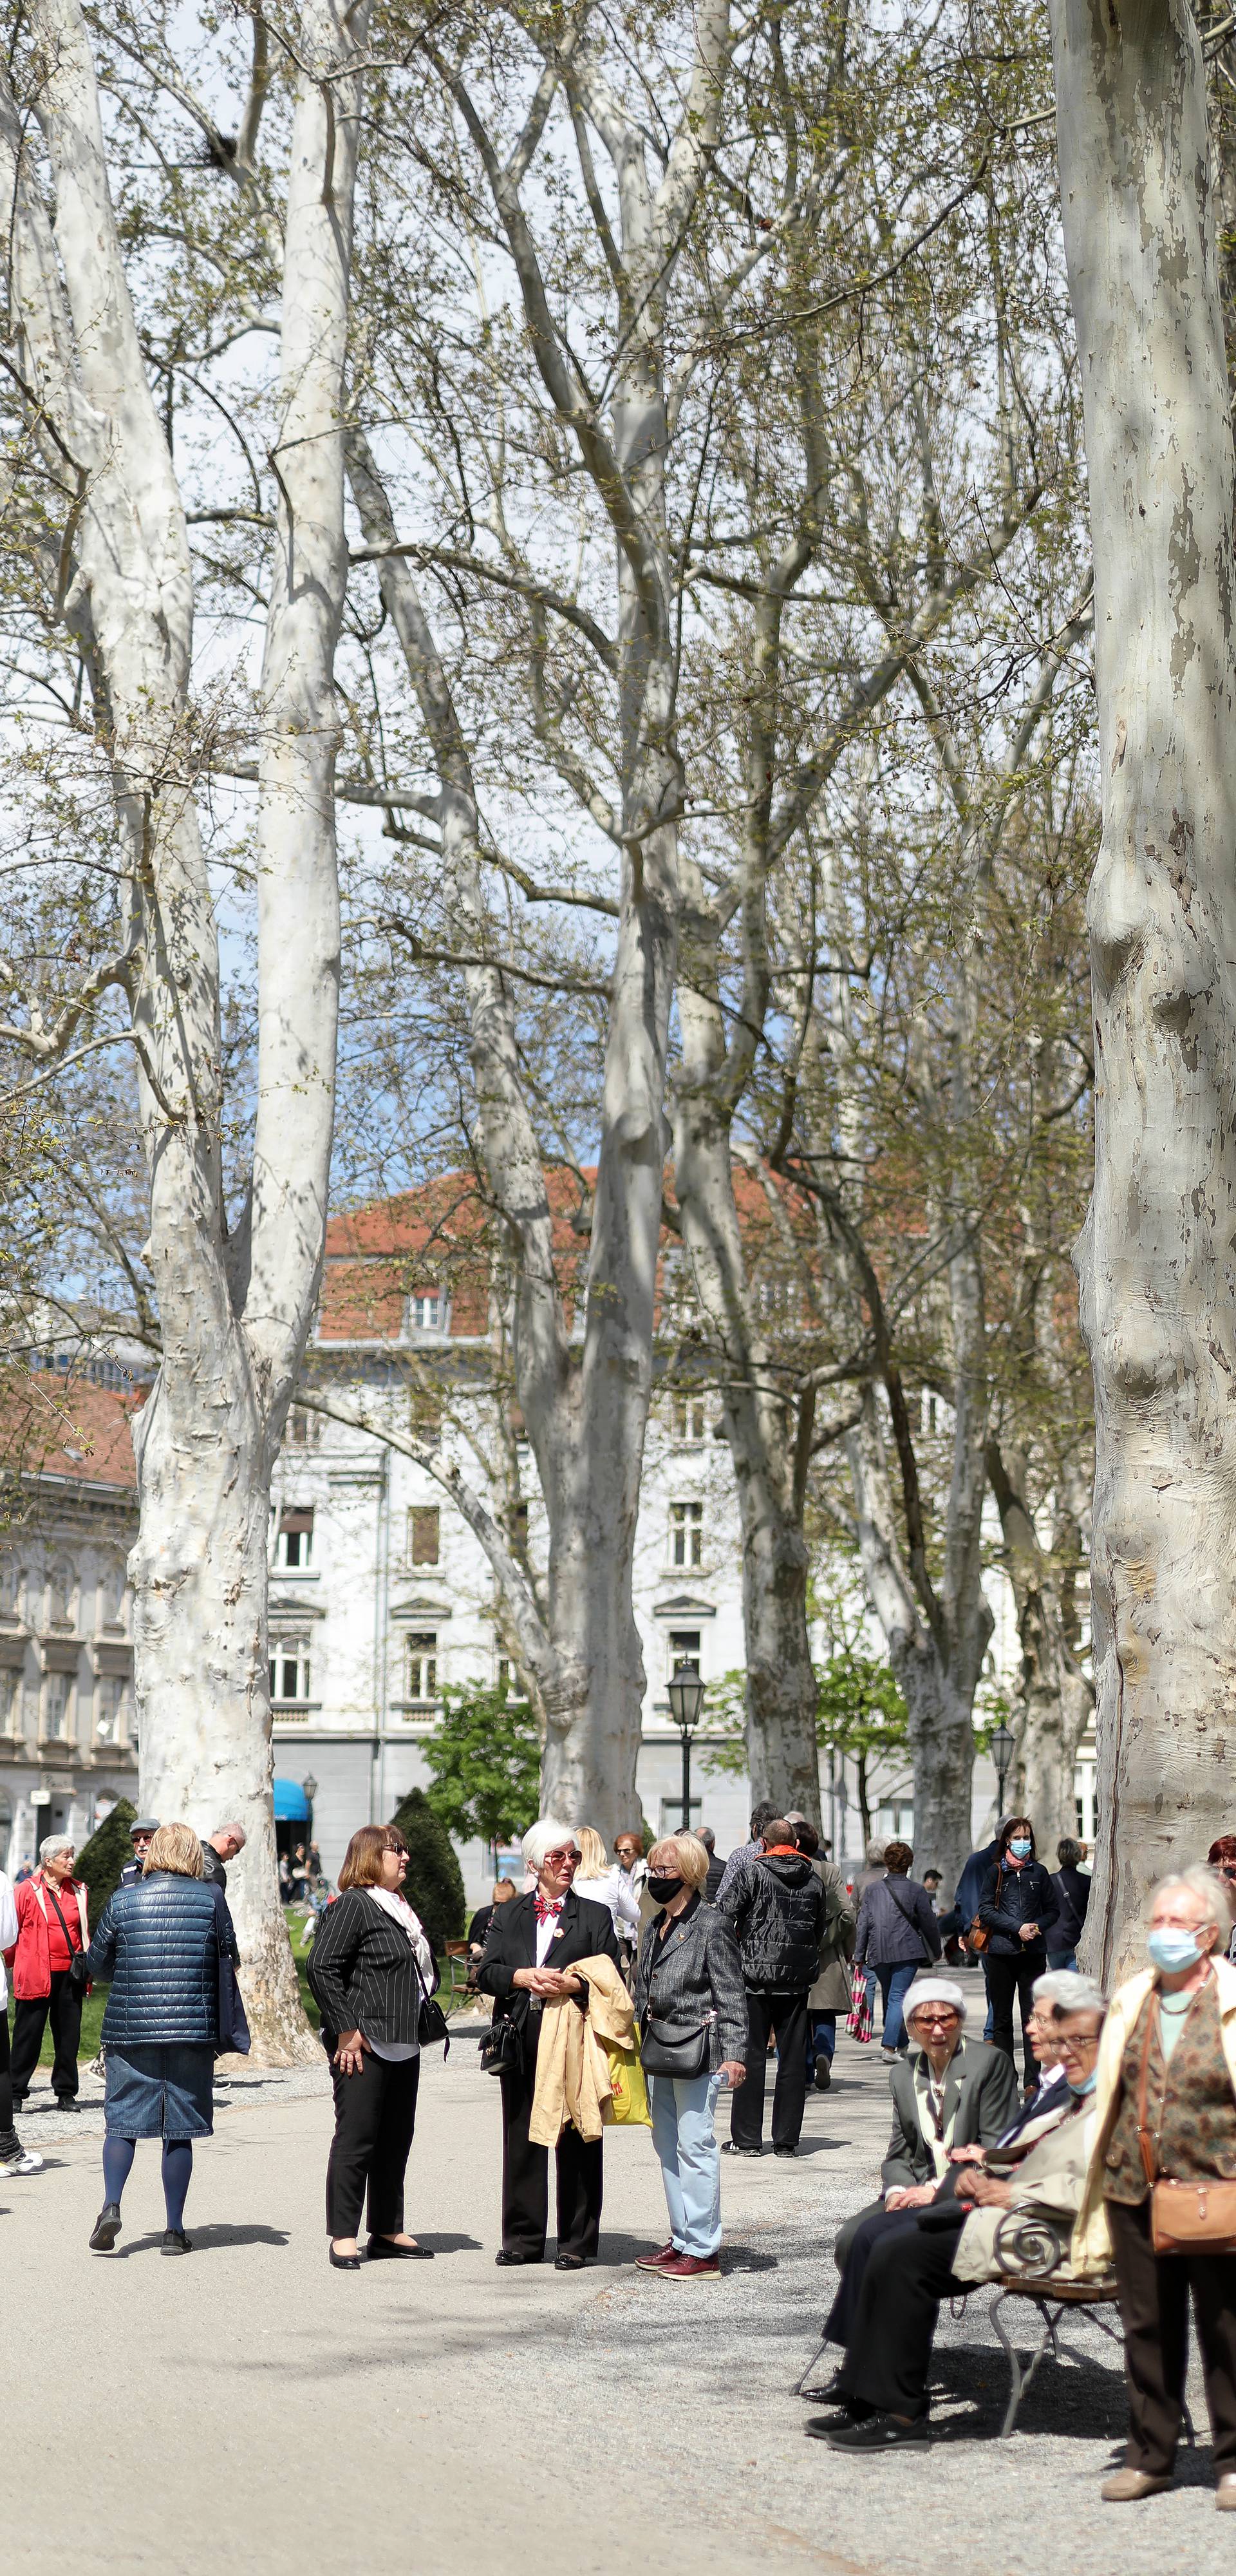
[406,1631,438,1703]
[286,1406,321,1449]
[670,1394,706,1445]
[95,1674,131,1745]
[98,1554,127,1631]
[496,1655,528,1702]
[0,1669,20,1734]
[407,1289,445,1336]
[275,1508,314,1571]
[46,1559,75,1628]
[667,1627,702,1683]
[269,1638,312,1703]
[0,1558,21,1620]
[409,1506,440,1566]
[659,1796,701,1834]
[43,1672,71,1741]
[669,1501,704,1568]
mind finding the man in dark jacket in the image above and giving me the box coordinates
[718,1820,827,2156]
[198,1823,246,1893]
[118,1819,160,1888]
[697,1828,726,1902]
[1048,1839,1091,1969]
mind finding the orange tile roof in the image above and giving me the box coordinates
[0,1374,140,1492]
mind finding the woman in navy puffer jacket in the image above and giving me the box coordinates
[84,1821,240,2255]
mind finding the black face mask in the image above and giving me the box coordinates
[648,1871,684,1904]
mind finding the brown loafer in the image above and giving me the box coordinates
[1100,2469,1175,2503]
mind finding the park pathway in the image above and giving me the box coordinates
[3,2016,1230,2575]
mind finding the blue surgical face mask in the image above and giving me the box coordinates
[1068,2069,1098,2096]
[1148,1927,1204,1974]
[1009,1837,1032,1859]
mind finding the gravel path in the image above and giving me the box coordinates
[5,2023,1231,2573]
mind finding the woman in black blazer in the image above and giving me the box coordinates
[306,1824,436,2269]
[477,1819,621,2269]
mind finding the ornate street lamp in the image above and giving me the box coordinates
[668,1662,705,1832]
[989,1723,1015,1816]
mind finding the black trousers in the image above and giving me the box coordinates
[326,2049,421,2239]
[499,2017,604,2260]
[1108,2194,1236,2476]
[0,2003,13,2137]
[984,1953,1042,2085]
[837,2209,968,2415]
[11,1974,82,2102]
[730,1989,809,2150]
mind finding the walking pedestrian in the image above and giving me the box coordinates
[976,1818,1060,2087]
[477,1819,621,2268]
[853,1842,942,2062]
[118,1817,160,1887]
[718,1817,828,2157]
[715,1802,779,1905]
[8,1835,89,2114]
[84,1822,241,2255]
[1074,1865,1236,2509]
[306,1823,437,2270]
[793,1821,855,2092]
[1048,1837,1091,1970]
[0,1859,42,2174]
[198,1822,246,1892]
[632,1835,747,2280]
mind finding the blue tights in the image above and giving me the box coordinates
[102,2136,193,2229]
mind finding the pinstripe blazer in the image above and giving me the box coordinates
[633,1895,748,2070]
[306,1889,433,2047]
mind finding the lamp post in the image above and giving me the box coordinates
[989,1723,1015,1818]
[667,1662,705,1832]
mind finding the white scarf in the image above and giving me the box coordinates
[366,1886,433,1980]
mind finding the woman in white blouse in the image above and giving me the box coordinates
[574,1827,642,1944]
[306,1824,436,2268]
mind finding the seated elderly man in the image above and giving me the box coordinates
[814,1976,1019,2364]
[807,1976,1107,2449]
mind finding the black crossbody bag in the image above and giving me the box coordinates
[884,1877,934,1965]
[44,1881,89,1991]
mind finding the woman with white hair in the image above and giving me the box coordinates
[477,1819,621,2269]
[8,1833,89,2117]
[1075,1864,1236,2510]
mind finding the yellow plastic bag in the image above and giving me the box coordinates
[603,2042,652,2127]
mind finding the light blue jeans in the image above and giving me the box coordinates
[650,2069,723,2258]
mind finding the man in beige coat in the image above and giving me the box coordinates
[809,1985,1107,2451]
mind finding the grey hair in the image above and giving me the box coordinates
[1036,1969,1107,2020]
[39,1833,73,1864]
[212,1821,246,1848]
[864,1838,886,1866]
[1149,1863,1230,1940]
[521,1817,579,1874]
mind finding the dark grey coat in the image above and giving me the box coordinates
[854,1873,942,1969]
[633,1894,748,2070]
[882,2034,1022,2190]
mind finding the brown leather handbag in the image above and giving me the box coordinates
[968,1865,1000,1956]
[1136,1982,1236,2253]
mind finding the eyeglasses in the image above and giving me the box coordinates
[1056,2032,1100,2055]
[543,1849,578,1869]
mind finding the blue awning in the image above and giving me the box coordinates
[273,1777,311,1822]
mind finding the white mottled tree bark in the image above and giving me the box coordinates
[1048,0,1236,1981]
[1,0,367,2052]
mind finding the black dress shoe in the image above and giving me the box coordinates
[799,2370,849,2405]
[774,2144,798,2157]
[89,2202,123,2253]
[495,2248,543,2266]
[554,2251,586,2270]
[821,2410,930,2450]
[328,2246,362,2269]
[161,2229,191,2255]
[367,2237,434,2260]
[55,2098,81,2114]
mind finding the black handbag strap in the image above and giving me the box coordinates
[885,1877,932,1962]
[42,1879,80,1956]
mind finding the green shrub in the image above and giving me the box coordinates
[74,1796,136,1929]
[389,1785,465,1956]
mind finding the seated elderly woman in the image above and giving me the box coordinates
[808,1977,1109,2449]
[811,1976,1019,2369]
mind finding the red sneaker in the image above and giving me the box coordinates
[657,2254,721,2280]
[633,2244,679,2269]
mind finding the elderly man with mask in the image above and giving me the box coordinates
[807,1976,1109,2450]
[812,1977,1018,2367]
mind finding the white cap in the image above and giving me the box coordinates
[903,1976,969,2023]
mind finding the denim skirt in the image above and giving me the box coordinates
[104,2043,216,2139]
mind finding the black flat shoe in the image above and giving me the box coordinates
[554,2251,586,2270]
[720,2142,764,2157]
[161,2228,191,2255]
[328,2246,362,2269]
[774,2144,798,2157]
[366,2237,434,2260]
[820,2410,930,2451]
[89,2202,122,2253]
[495,2248,543,2266]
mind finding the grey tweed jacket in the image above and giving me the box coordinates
[633,1894,748,2070]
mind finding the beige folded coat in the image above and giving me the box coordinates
[529,1952,638,2145]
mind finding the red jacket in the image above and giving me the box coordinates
[4,1871,89,2000]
